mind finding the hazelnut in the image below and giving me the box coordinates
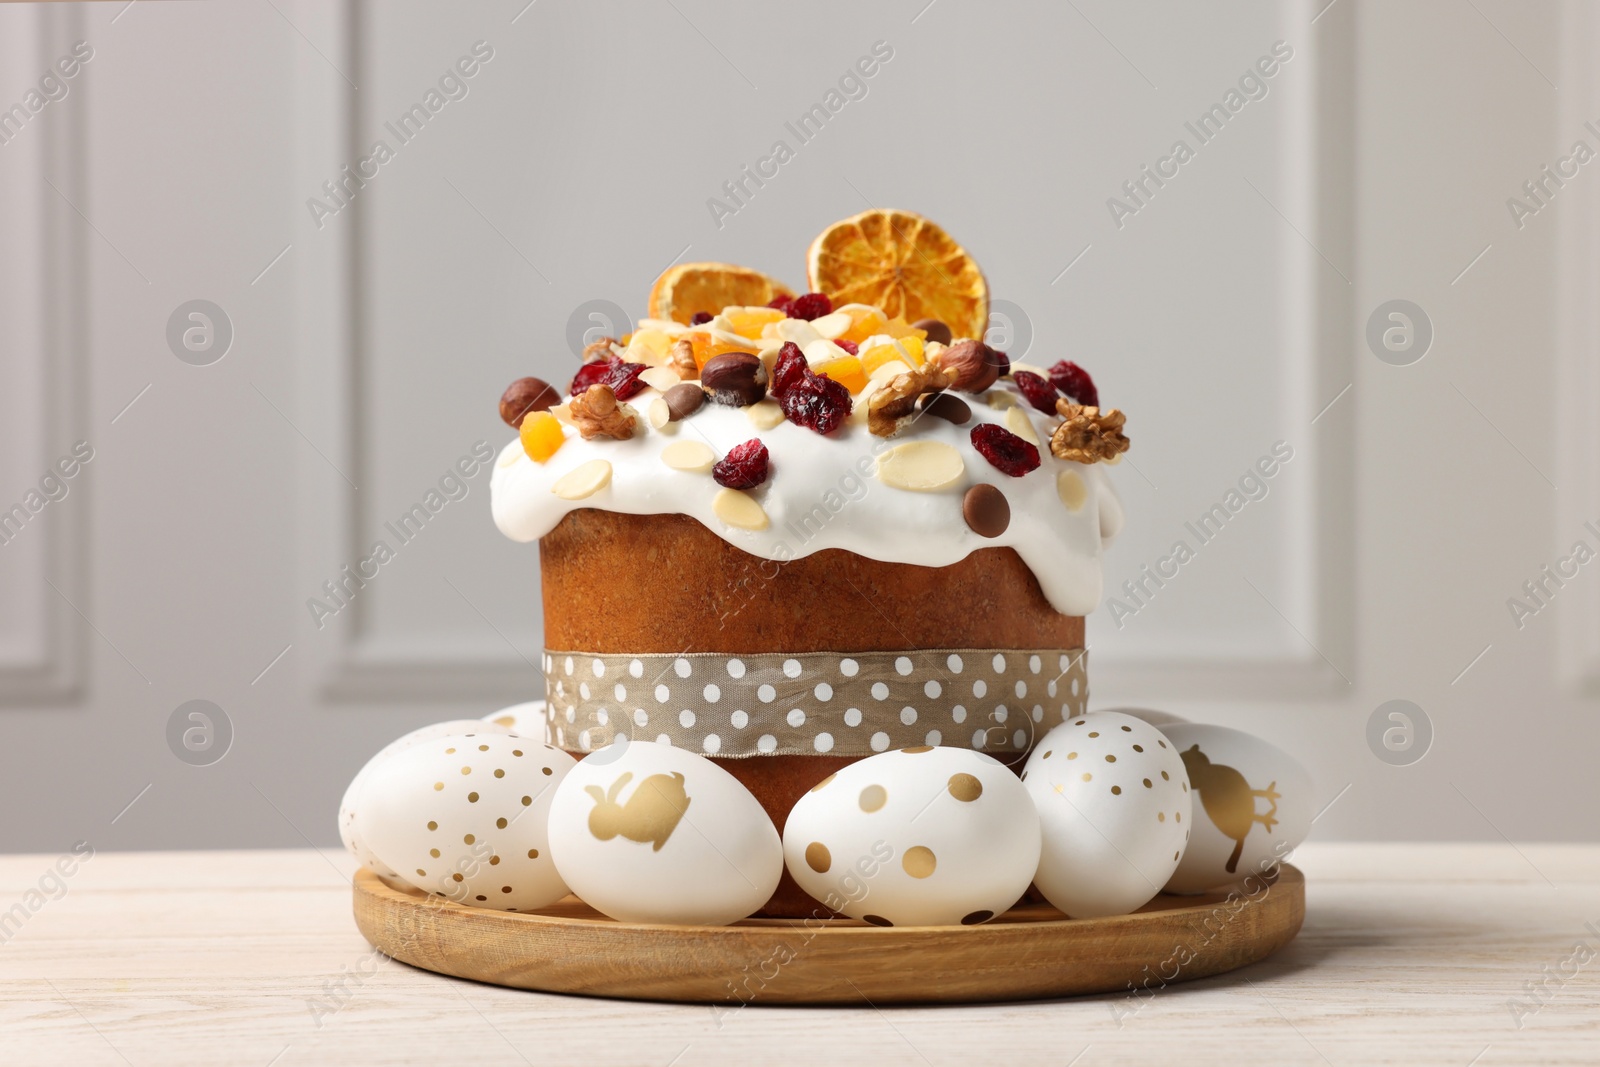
[700,352,768,407]
[932,339,1003,393]
[499,376,560,428]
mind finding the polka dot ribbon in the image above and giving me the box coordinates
[541,648,1088,758]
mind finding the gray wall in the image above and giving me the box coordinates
[1,0,1594,853]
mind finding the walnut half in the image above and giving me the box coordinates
[867,363,953,437]
[1050,401,1129,464]
[570,384,640,440]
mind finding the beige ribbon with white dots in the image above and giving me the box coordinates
[541,648,1088,758]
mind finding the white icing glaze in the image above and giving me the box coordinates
[491,387,1123,617]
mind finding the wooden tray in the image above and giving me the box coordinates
[353,864,1303,1005]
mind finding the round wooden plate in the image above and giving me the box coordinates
[353,864,1303,1005]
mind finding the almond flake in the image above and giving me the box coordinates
[875,441,965,492]
[808,311,852,339]
[745,400,785,430]
[775,318,822,346]
[648,397,674,431]
[639,366,682,392]
[986,391,1019,410]
[1057,469,1088,511]
[1004,406,1040,444]
[551,459,612,500]
[712,487,769,530]
[803,337,850,366]
[868,358,913,384]
[660,440,716,473]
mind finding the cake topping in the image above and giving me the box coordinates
[492,209,1130,615]
[971,423,1041,477]
[711,487,768,530]
[518,410,565,463]
[660,440,716,473]
[1048,360,1098,408]
[569,384,639,441]
[550,459,612,500]
[961,483,1010,538]
[662,382,705,421]
[711,438,769,489]
[571,355,648,401]
[868,363,952,437]
[875,440,964,492]
[788,292,833,321]
[701,352,768,407]
[931,339,1002,393]
[1049,403,1129,465]
[914,318,953,347]
[666,339,699,380]
[500,376,560,428]
[918,390,971,426]
[807,209,989,341]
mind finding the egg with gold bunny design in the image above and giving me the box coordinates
[547,739,783,925]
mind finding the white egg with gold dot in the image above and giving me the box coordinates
[547,740,782,926]
[783,746,1040,927]
[1023,712,1191,918]
[356,731,575,911]
[339,718,518,882]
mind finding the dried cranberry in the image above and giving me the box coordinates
[713,438,770,489]
[1049,360,1098,407]
[767,293,795,312]
[570,356,647,400]
[834,339,859,355]
[769,341,851,433]
[992,350,1012,378]
[782,373,852,435]
[690,311,713,325]
[1012,370,1061,415]
[789,292,833,321]
[971,423,1040,477]
[771,342,809,399]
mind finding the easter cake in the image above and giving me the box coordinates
[489,209,1130,915]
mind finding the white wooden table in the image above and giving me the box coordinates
[1,843,1594,1065]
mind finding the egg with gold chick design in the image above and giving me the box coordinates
[547,739,783,925]
[1022,711,1191,918]
[783,746,1040,927]
[356,730,575,911]
[339,718,517,884]
[1158,722,1313,894]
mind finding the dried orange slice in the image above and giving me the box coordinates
[806,210,988,342]
[647,262,794,326]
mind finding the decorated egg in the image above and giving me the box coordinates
[357,731,575,911]
[547,740,781,926]
[1023,712,1191,917]
[339,718,516,880]
[1159,723,1313,894]
[483,700,545,734]
[783,746,1040,927]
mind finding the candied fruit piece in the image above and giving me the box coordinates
[883,316,929,341]
[1012,370,1061,415]
[570,356,647,400]
[896,335,925,366]
[971,423,1040,477]
[723,306,786,339]
[837,304,890,344]
[1049,360,1099,407]
[713,438,770,489]
[812,355,867,394]
[789,292,833,321]
[860,341,911,375]
[519,411,566,463]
